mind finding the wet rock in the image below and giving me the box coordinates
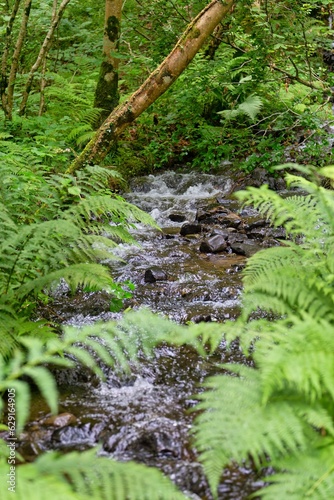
[169,213,186,222]
[103,417,186,459]
[244,217,267,231]
[190,314,212,323]
[274,177,287,190]
[144,267,168,283]
[251,167,275,188]
[197,206,230,224]
[248,227,268,239]
[42,413,77,428]
[52,422,105,447]
[220,212,242,228]
[210,227,229,239]
[230,240,262,257]
[180,223,202,236]
[261,238,281,248]
[200,235,227,254]
[227,233,248,244]
[267,227,286,239]
[163,462,209,500]
[51,365,100,388]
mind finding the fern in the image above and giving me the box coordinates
[191,165,334,498]
[0,158,158,358]
[218,94,263,121]
[0,447,186,499]
[259,441,334,499]
[0,311,178,433]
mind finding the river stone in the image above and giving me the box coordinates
[200,235,227,253]
[243,217,267,231]
[42,412,77,428]
[221,212,242,228]
[227,232,248,244]
[144,267,168,283]
[197,205,230,221]
[230,240,262,257]
[169,213,186,222]
[210,227,229,238]
[248,227,268,239]
[103,417,185,459]
[267,227,286,239]
[51,422,105,446]
[180,223,202,236]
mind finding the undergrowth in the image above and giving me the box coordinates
[0,165,333,499]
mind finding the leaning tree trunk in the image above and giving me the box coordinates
[94,0,122,126]
[68,0,236,173]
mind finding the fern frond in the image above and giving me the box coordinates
[241,245,334,320]
[236,187,324,241]
[194,365,309,494]
[0,448,186,499]
[64,194,159,230]
[219,94,263,121]
[259,440,334,500]
[255,314,334,407]
[17,263,115,298]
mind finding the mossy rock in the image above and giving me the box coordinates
[110,144,154,180]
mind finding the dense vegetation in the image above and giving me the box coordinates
[1,0,334,498]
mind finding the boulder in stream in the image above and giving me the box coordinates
[229,240,262,257]
[144,267,168,283]
[200,235,227,253]
[180,223,202,236]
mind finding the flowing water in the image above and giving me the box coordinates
[21,170,280,499]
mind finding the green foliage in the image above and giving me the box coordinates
[0,153,157,359]
[1,167,334,498]
[1,311,178,433]
[218,94,264,122]
[192,165,334,498]
[0,447,186,499]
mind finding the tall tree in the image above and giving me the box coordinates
[94,0,122,126]
[68,0,236,173]
[1,0,32,120]
[19,0,72,116]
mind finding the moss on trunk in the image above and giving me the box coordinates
[94,61,119,125]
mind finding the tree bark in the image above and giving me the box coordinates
[19,0,71,116]
[68,0,236,173]
[1,0,21,102]
[94,0,123,125]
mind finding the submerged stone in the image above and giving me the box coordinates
[180,223,202,236]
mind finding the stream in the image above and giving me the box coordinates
[19,169,288,499]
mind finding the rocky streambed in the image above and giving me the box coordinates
[17,168,291,499]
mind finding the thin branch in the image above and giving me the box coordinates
[5,0,32,120]
[168,0,189,23]
[271,64,326,91]
[19,0,71,116]
[38,56,47,116]
[1,0,22,105]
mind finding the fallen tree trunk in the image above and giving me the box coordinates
[67,0,236,173]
